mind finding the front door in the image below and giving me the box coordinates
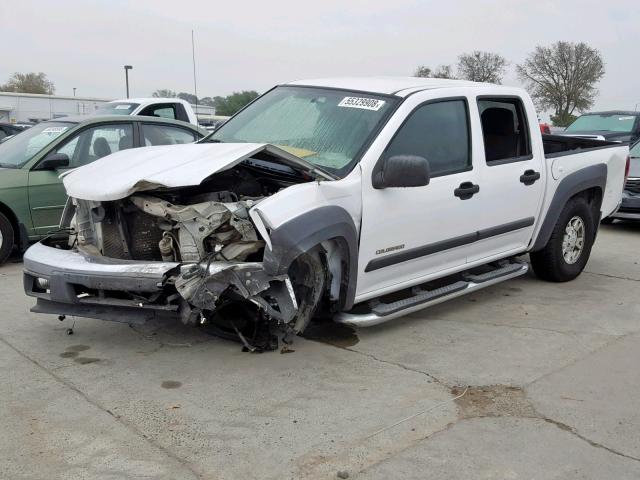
[28,122,134,235]
[357,95,484,300]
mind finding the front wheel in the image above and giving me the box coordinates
[530,196,595,282]
[0,212,15,265]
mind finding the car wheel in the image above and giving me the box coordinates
[288,249,326,334]
[530,195,595,282]
[0,212,15,264]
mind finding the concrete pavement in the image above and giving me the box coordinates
[1,223,638,479]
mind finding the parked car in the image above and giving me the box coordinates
[0,123,23,143]
[94,98,199,125]
[560,111,640,143]
[605,138,639,222]
[23,78,627,350]
[0,115,206,262]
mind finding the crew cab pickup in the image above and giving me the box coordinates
[23,78,629,349]
[94,98,199,125]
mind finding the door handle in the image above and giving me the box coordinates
[520,169,541,185]
[454,182,480,200]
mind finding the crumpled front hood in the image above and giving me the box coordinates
[63,142,333,201]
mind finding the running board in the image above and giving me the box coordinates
[335,262,528,327]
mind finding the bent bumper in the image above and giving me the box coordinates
[23,241,181,323]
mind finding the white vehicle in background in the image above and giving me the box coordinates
[94,98,199,125]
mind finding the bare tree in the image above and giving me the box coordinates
[457,51,508,84]
[517,41,605,126]
[414,64,456,79]
[152,89,177,98]
[1,72,55,94]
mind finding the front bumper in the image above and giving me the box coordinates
[610,190,640,220]
[23,241,181,324]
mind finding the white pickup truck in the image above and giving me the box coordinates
[23,78,629,349]
[94,98,199,125]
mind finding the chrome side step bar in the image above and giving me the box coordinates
[335,262,528,327]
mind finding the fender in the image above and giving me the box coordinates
[262,205,359,310]
[531,163,606,252]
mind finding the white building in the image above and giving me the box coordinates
[0,92,216,124]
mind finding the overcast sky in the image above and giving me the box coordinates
[1,0,638,115]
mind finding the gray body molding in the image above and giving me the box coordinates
[531,163,606,251]
[262,205,359,310]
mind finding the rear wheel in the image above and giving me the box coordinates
[530,196,595,282]
[0,212,15,264]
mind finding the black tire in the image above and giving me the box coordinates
[0,212,15,265]
[530,195,595,282]
[288,249,326,334]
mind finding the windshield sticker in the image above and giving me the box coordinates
[338,97,386,111]
[41,127,69,135]
[619,116,634,120]
[115,104,133,110]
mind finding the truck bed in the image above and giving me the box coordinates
[543,134,620,158]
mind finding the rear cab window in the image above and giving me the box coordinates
[382,99,471,177]
[139,104,178,120]
[478,97,532,164]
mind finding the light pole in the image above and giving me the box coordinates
[124,65,133,98]
[73,87,76,97]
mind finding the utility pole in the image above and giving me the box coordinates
[191,30,198,117]
[73,87,76,97]
[124,65,133,98]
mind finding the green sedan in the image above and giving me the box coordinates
[0,115,207,263]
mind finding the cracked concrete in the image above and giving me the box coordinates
[1,224,639,479]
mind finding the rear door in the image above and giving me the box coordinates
[28,122,134,234]
[466,96,545,262]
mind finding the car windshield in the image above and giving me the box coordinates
[0,121,75,168]
[94,102,140,116]
[205,86,397,176]
[566,114,637,133]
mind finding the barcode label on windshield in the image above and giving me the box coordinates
[338,97,385,111]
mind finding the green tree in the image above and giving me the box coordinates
[213,91,259,116]
[199,96,216,107]
[152,89,177,98]
[177,92,198,104]
[457,51,508,84]
[414,65,455,79]
[1,72,55,94]
[517,41,605,124]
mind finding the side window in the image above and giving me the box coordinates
[478,98,531,163]
[59,124,133,167]
[384,100,471,177]
[139,104,177,120]
[142,124,198,146]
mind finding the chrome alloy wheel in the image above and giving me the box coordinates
[562,215,585,264]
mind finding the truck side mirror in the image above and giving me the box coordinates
[373,155,431,189]
[38,152,70,170]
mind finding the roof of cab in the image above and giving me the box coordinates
[108,98,191,105]
[286,77,489,97]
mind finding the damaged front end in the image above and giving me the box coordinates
[25,147,331,350]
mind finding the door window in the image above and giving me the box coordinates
[142,124,199,146]
[139,104,177,120]
[55,123,134,167]
[384,100,471,177]
[478,98,531,163]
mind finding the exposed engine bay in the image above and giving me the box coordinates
[65,157,328,351]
